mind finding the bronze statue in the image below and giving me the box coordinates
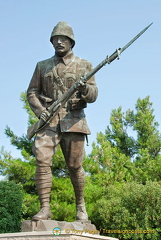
[27,21,98,221]
[27,21,152,222]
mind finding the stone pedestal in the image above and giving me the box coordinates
[21,220,97,233]
[0,220,119,240]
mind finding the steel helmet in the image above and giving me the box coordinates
[50,21,75,48]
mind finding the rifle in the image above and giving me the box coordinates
[27,22,153,140]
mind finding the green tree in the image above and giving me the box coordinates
[0,181,23,233]
[84,132,133,184]
[92,181,161,240]
[84,96,161,184]
[106,96,161,160]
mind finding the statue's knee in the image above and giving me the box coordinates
[68,163,82,172]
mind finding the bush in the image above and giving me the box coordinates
[91,181,161,240]
[0,181,23,233]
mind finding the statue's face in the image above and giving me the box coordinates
[52,35,72,57]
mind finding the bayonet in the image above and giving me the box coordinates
[83,22,153,81]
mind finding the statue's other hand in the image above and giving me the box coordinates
[76,80,87,94]
[40,109,50,122]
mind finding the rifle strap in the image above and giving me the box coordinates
[52,66,66,93]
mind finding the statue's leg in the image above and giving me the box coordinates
[32,129,59,220]
[32,166,52,220]
[69,167,88,220]
[60,132,88,221]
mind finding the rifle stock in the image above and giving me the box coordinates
[27,23,152,140]
[27,119,45,140]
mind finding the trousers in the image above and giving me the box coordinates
[32,125,86,208]
[33,126,85,169]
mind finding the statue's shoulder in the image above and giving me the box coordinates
[74,56,92,66]
[37,56,54,68]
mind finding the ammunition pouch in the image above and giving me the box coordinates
[39,94,87,112]
[67,98,87,111]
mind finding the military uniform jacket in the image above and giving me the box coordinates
[27,50,98,134]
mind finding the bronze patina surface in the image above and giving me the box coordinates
[27,21,98,221]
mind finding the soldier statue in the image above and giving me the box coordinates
[27,21,98,221]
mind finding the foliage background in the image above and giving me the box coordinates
[0,181,23,233]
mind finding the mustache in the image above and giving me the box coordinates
[55,44,64,49]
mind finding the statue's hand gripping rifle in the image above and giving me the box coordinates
[27,23,153,140]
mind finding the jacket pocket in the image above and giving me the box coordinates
[72,109,85,118]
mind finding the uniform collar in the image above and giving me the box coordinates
[54,50,75,65]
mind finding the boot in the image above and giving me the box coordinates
[32,207,52,220]
[32,166,52,221]
[76,201,88,221]
[69,167,88,221]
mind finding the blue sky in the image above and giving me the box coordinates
[0,0,160,163]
